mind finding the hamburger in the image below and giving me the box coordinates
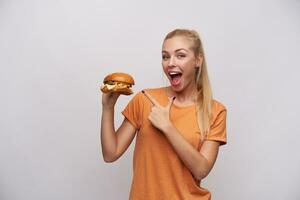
[100,72,135,95]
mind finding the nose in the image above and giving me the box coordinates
[168,56,176,68]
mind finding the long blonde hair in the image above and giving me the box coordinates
[163,29,213,141]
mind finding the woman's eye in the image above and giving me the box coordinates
[162,55,169,60]
[177,54,186,58]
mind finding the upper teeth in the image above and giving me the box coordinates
[169,72,181,75]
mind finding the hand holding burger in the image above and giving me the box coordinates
[100,72,135,95]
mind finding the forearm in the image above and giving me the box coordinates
[101,107,117,162]
[162,125,210,180]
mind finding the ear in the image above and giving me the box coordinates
[195,54,204,68]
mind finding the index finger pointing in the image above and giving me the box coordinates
[142,90,160,106]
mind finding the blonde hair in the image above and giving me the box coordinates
[163,29,213,141]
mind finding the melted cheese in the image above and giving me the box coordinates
[103,82,131,90]
[106,84,116,90]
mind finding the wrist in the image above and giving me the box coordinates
[102,105,115,112]
[162,122,174,135]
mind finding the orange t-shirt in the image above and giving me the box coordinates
[122,87,227,200]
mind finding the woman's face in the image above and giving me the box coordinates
[162,36,201,93]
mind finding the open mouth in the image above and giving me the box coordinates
[168,71,182,86]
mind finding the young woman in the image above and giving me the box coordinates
[101,28,227,200]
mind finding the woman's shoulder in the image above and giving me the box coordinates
[210,99,227,125]
[143,87,166,94]
[131,87,165,101]
[141,87,166,98]
[134,87,167,104]
[212,99,227,112]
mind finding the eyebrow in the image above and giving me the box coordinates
[162,48,188,53]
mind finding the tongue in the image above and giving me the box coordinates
[171,75,181,86]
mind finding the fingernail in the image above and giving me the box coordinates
[142,90,145,93]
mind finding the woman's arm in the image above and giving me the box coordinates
[162,125,220,180]
[161,104,227,181]
[100,93,137,163]
[141,90,220,180]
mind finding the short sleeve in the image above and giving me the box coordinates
[206,107,227,146]
[121,91,143,130]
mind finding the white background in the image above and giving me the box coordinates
[1,0,299,199]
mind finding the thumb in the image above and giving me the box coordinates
[167,96,176,111]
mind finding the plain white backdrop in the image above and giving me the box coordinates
[1,0,299,199]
